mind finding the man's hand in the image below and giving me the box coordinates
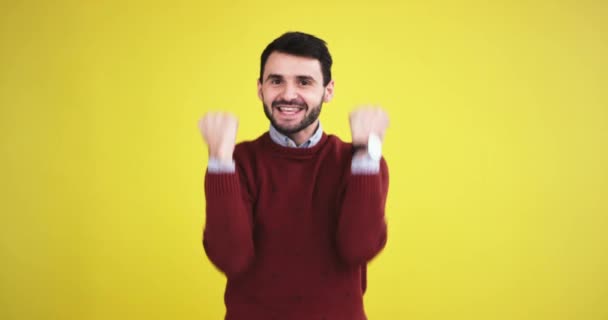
[198,112,238,164]
[349,106,389,146]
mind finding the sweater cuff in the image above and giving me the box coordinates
[347,173,384,198]
[205,171,240,195]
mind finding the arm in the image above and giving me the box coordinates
[336,106,390,265]
[336,156,389,265]
[198,113,255,278]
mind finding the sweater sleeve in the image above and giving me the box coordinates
[336,157,389,265]
[203,167,255,278]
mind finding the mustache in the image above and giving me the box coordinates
[272,100,307,108]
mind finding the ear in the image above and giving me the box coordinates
[257,79,263,101]
[323,80,335,103]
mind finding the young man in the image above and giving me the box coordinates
[198,31,390,320]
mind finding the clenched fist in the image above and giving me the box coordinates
[198,112,238,163]
[349,106,389,146]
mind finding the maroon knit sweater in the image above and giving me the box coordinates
[203,132,389,320]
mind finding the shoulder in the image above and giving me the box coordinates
[324,133,354,155]
[234,132,268,155]
[230,133,269,187]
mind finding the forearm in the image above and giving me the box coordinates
[336,159,389,265]
[203,172,255,277]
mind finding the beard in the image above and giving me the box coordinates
[262,95,323,135]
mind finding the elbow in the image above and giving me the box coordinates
[203,238,255,278]
[223,254,255,278]
[337,228,387,265]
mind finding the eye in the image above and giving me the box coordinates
[270,78,282,85]
[299,79,311,86]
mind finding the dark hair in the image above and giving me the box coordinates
[259,31,333,86]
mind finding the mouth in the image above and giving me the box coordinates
[273,105,306,117]
[276,105,304,112]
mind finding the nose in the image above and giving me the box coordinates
[280,82,298,101]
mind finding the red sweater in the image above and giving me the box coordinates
[203,132,389,320]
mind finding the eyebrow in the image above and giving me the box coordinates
[296,75,316,83]
[265,74,283,82]
[265,74,317,83]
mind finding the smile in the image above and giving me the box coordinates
[274,105,305,114]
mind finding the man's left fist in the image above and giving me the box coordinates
[349,106,389,146]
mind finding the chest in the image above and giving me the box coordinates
[252,157,345,239]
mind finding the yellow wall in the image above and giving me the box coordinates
[1,1,607,319]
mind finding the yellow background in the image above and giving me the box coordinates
[1,0,607,319]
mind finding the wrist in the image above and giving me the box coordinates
[352,147,369,159]
[209,150,233,164]
[351,133,382,161]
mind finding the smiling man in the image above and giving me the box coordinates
[198,31,390,320]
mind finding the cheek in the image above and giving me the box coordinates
[261,88,278,103]
[303,91,324,105]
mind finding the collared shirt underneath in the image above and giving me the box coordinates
[268,122,324,148]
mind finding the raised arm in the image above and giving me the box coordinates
[336,107,390,265]
[198,112,255,277]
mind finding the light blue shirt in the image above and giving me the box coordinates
[268,122,324,148]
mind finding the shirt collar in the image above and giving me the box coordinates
[269,122,323,148]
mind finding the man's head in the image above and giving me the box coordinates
[258,32,334,141]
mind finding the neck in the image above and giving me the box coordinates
[286,120,319,146]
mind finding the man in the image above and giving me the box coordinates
[198,31,390,320]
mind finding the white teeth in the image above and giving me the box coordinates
[278,106,300,112]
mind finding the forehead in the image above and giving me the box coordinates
[263,52,323,80]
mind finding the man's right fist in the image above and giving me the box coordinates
[198,112,238,163]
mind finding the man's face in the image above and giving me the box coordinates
[258,52,334,135]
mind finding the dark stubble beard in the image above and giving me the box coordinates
[262,96,323,136]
